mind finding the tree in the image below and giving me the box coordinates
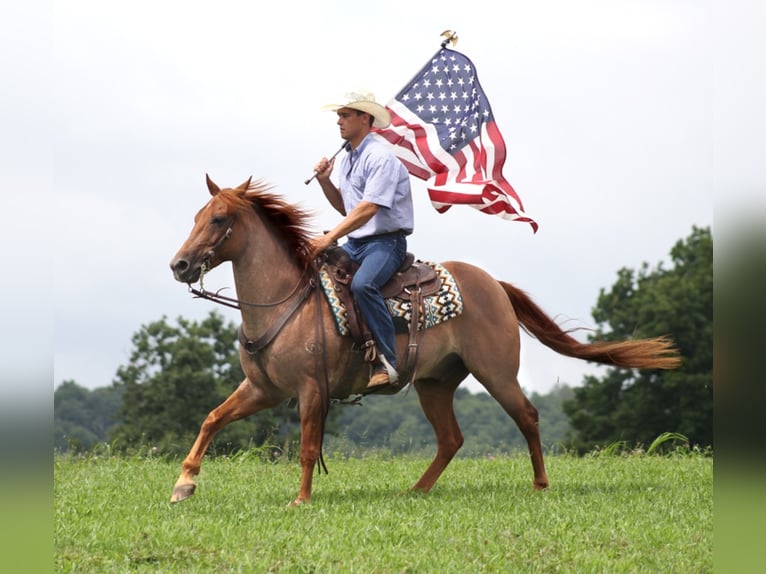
[109,311,300,455]
[564,226,713,452]
[54,380,122,451]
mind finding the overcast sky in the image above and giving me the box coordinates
[2,1,763,400]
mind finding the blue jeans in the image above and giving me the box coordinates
[343,233,407,370]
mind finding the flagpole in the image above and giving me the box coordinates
[303,141,347,185]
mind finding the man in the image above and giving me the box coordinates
[310,91,414,388]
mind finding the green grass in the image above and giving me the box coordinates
[55,451,712,573]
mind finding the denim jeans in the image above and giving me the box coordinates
[342,233,407,369]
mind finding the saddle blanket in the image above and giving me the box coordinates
[319,261,464,337]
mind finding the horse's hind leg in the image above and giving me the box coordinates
[444,263,549,489]
[411,377,464,492]
[483,379,549,490]
[171,379,282,503]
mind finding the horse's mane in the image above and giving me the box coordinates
[220,180,315,270]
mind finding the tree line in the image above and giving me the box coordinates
[55,226,712,456]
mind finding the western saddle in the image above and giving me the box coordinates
[322,246,440,386]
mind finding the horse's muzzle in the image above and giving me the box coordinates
[170,256,201,284]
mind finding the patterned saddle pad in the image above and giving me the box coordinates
[319,261,464,336]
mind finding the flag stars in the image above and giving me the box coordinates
[383,48,533,227]
[395,51,497,155]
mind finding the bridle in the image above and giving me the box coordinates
[189,218,309,310]
[187,217,318,366]
[191,218,234,304]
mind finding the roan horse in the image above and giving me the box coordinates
[169,176,681,506]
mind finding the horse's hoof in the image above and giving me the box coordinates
[533,481,549,491]
[286,497,308,508]
[170,483,196,503]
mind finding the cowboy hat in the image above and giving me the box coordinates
[322,90,391,129]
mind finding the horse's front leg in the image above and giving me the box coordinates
[288,385,326,507]
[171,379,281,503]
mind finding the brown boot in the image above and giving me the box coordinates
[367,365,390,388]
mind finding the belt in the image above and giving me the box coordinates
[348,230,408,241]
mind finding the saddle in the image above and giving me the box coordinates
[323,246,440,385]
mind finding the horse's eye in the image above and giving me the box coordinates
[211,215,226,225]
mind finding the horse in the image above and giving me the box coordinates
[169,176,681,506]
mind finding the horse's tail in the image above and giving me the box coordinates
[498,281,681,370]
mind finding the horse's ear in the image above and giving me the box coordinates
[234,177,252,195]
[206,173,220,196]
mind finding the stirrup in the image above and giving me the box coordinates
[377,354,399,385]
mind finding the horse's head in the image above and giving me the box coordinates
[169,174,252,284]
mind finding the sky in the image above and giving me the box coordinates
[2,1,763,401]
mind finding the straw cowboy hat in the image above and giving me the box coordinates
[322,90,391,129]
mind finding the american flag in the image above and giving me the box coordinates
[376,47,537,232]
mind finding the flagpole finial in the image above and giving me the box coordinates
[440,30,458,48]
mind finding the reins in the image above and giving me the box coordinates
[313,266,331,474]
[188,267,310,310]
[189,219,311,310]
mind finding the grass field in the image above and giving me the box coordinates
[54,450,712,573]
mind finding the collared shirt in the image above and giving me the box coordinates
[338,133,414,239]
